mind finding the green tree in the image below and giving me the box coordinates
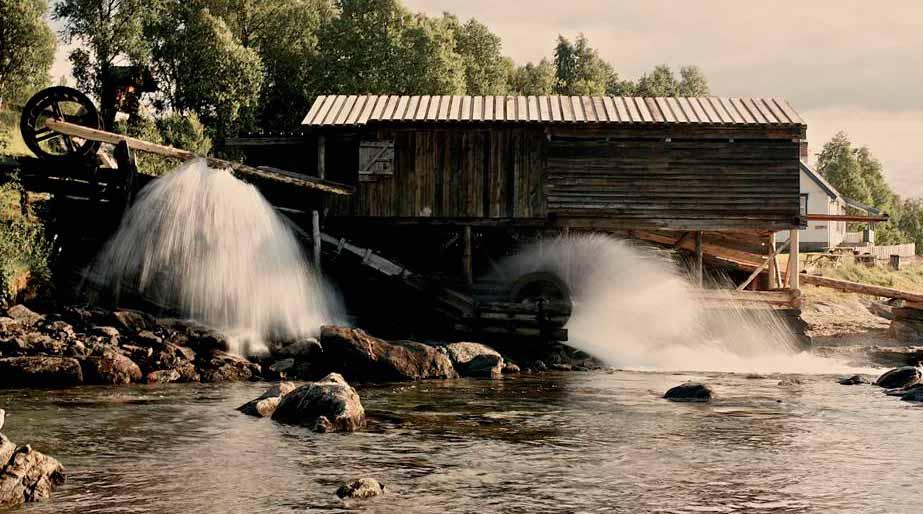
[677,65,709,96]
[0,0,56,108]
[508,58,555,95]
[146,4,263,139]
[53,0,151,126]
[553,34,615,95]
[114,111,212,175]
[315,0,463,95]
[444,15,508,95]
[630,64,709,97]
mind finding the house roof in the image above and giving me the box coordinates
[800,162,883,215]
[302,95,805,127]
[801,162,841,200]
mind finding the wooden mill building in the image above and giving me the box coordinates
[297,95,807,291]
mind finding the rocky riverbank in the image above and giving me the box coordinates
[0,409,65,509]
[0,304,602,389]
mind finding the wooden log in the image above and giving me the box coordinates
[312,210,322,271]
[44,119,354,195]
[632,230,764,268]
[694,288,802,307]
[767,232,779,289]
[695,231,704,286]
[787,229,800,289]
[801,274,923,303]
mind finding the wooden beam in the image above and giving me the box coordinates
[463,226,473,285]
[736,239,789,291]
[632,230,764,269]
[44,119,354,195]
[805,213,889,222]
[767,232,779,289]
[694,231,704,286]
[787,229,800,289]
[312,210,322,271]
[317,135,326,179]
[801,274,923,303]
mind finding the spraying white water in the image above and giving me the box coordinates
[498,234,872,374]
[89,159,342,354]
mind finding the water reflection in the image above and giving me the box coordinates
[0,371,919,513]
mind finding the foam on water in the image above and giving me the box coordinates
[89,159,342,354]
[496,234,873,374]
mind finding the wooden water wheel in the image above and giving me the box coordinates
[19,86,103,161]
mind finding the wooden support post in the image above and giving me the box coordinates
[694,231,704,287]
[113,140,138,210]
[767,232,778,289]
[316,135,326,179]
[463,226,473,285]
[737,239,789,291]
[787,229,800,290]
[312,210,321,272]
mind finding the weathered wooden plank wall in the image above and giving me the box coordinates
[329,127,546,219]
[546,138,800,230]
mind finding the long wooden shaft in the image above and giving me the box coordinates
[801,274,923,303]
[44,119,355,196]
[806,213,889,222]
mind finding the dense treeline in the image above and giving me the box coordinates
[816,132,923,253]
[44,0,709,139]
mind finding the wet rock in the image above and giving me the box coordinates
[110,310,151,334]
[899,385,923,402]
[185,327,230,354]
[6,305,44,326]
[838,374,871,385]
[131,330,163,347]
[502,362,521,374]
[272,373,365,432]
[320,326,457,382]
[82,351,142,384]
[270,337,322,359]
[0,357,83,387]
[144,369,182,384]
[664,382,714,402]
[443,342,504,379]
[550,363,573,372]
[91,325,120,340]
[269,358,295,374]
[40,321,75,341]
[0,442,66,509]
[63,341,90,359]
[336,478,384,499]
[875,366,922,389]
[238,381,296,417]
[532,360,548,372]
[199,351,260,383]
[0,317,19,333]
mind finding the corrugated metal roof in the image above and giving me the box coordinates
[302,95,805,127]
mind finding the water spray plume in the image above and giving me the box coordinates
[498,234,871,374]
[88,159,343,354]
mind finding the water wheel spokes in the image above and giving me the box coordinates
[20,86,103,161]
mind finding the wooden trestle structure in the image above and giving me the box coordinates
[20,88,916,344]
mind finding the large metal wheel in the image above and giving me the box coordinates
[20,86,103,162]
[510,271,573,323]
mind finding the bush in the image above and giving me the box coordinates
[0,180,52,305]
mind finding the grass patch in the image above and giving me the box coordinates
[0,177,51,305]
[0,108,32,158]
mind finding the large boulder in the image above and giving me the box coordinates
[110,310,152,334]
[0,357,83,387]
[238,381,296,417]
[271,373,365,432]
[199,351,261,383]
[0,437,66,509]
[664,382,714,402]
[5,305,44,327]
[270,337,322,359]
[320,326,457,382]
[838,374,872,385]
[82,351,142,385]
[336,478,384,499]
[875,366,922,389]
[442,342,504,379]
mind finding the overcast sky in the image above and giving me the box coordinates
[402,0,922,197]
[51,0,921,196]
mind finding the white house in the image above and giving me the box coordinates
[777,162,848,251]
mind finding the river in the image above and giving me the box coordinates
[2,370,920,514]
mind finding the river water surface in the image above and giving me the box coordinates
[3,371,920,514]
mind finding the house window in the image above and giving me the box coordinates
[800,193,809,215]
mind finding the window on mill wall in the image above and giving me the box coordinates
[359,140,395,182]
[800,194,809,215]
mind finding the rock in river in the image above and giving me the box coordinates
[271,373,365,432]
[336,478,384,499]
[664,382,714,402]
[875,366,922,389]
[238,381,296,417]
[443,342,504,379]
[0,357,84,387]
[320,326,457,382]
[838,375,871,385]
[82,351,143,385]
[0,431,65,509]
